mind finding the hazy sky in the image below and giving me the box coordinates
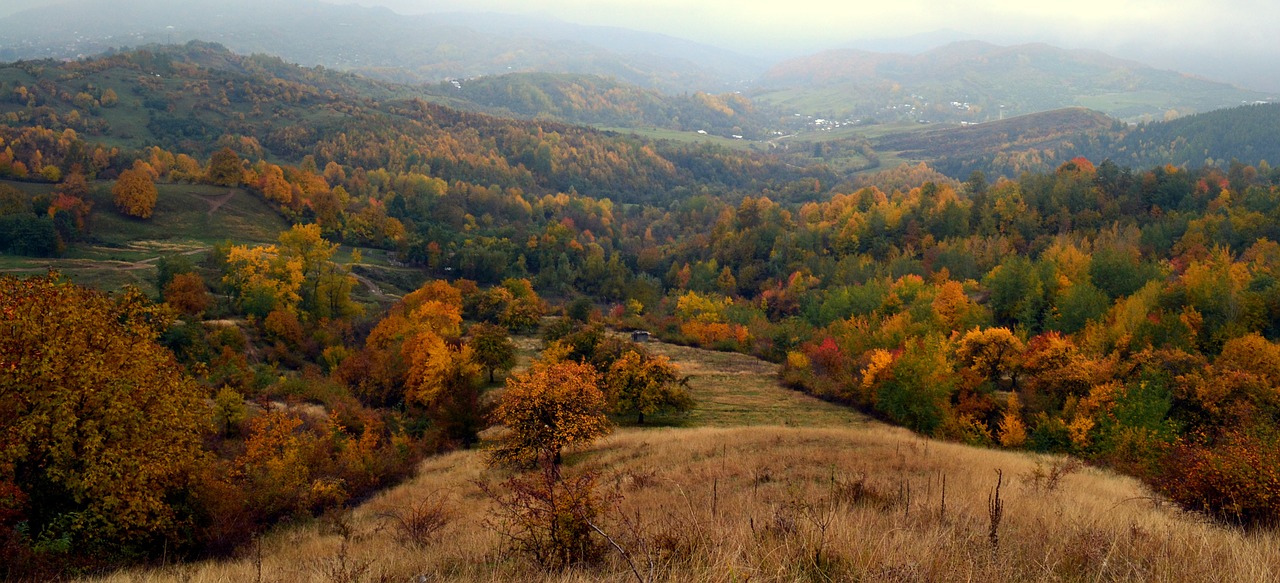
[323,0,1277,59]
[0,0,1274,89]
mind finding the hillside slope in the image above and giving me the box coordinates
[419,72,783,139]
[872,103,1280,179]
[89,422,1280,582]
[0,42,823,203]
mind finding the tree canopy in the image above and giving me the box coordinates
[0,275,208,554]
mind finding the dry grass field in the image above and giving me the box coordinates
[90,342,1280,583]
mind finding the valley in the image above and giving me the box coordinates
[2,2,1280,580]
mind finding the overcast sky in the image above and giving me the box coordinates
[321,0,1277,59]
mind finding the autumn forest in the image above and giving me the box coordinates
[3,38,1280,581]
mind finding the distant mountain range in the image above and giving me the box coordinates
[752,41,1269,123]
[0,0,765,93]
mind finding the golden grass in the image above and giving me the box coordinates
[88,341,1280,582]
[641,340,869,428]
[91,424,1280,582]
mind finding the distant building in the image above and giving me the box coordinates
[631,330,651,343]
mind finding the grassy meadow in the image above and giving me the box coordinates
[0,179,425,301]
[88,340,1280,583]
[0,179,287,291]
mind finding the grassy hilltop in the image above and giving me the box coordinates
[91,340,1280,583]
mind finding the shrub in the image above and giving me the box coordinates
[1154,424,1280,527]
[478,463,609,570]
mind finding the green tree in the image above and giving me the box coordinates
[213,386,248,438]
[470,323,516,383]
[604,350,692,424]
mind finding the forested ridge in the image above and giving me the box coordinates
[4,43,1280,578]
[877,104,1280,179]
[421,72,779,139]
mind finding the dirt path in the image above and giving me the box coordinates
[191,189,236,216]
[3,245,210,275]
[351,271,386,298]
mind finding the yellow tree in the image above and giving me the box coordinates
[276,223,354,319]
[403,330,485,446]
[955,327,1025,391]
[997,393,1028,447]
[223,243,304,316]
[403,330,478,408]
[0,274,207,550]
[112,165,158,219]
[223,224,358,319]
[491,357,609,465]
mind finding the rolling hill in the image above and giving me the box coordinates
[87,341,1280,582]
[417,72,786,140]
[875,107,1119,160]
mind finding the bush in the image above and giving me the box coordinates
[1154,424,1280,527]
[478,463,609,570]
[1028,414,1072,452]
[870,337,954,433]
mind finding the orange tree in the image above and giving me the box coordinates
[490,354,609,466]
[206,147,243,186]
[0,274,208,563]
[163,272,211,317]
[111,166,158,219]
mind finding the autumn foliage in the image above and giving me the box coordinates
[490,355,610,466]
[112,165,158,218]
[12,43,1280,559]
[163,271,212,317]
[604,350,692,424]
[0,274,207,560]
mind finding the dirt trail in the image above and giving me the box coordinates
[351,272,386,298]
[189,189,236,216]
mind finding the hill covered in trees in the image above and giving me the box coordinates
[880,103,1280,178]
[420,72,784,140]
[0,42,825,206]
